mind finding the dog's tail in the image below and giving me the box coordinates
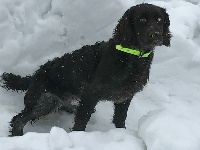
[1,72,31,91]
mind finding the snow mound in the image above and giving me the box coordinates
[0,127,145,150]
[138,110,200,150]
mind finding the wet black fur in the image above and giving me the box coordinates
[1,4,171,136]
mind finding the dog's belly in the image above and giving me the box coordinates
[103,89,134,103]
[56,74,147,112]
[57,93,80,114]
[99,77,148,103]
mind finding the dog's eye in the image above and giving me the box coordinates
[157,18,162,23]
[139,18,147,23]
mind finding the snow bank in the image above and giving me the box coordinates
[0,0,124,75]
[0,127,145,150]
[138,110,200,150]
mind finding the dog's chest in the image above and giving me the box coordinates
[98,58,151,102]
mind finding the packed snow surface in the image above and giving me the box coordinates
[0,0,200,150]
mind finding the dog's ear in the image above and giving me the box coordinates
[113,7,138,46]
[161,8,171,47]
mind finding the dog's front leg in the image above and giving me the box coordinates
[72,92,98,131]
[113,98,132,128]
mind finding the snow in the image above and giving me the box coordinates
[0,0,200,150]
[0,127,145,150]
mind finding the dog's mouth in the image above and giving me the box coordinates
[140,39,163,52]
[151,39,163,47]
[150,35,164,47]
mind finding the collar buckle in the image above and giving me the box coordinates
[139,51,144,58]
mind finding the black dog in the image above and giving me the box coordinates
[1,3,171,136]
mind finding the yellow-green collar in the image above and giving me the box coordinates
[116,45,151,58]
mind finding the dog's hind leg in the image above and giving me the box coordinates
[10,92,59,136]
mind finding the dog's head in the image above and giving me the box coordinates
[113,3,171,52]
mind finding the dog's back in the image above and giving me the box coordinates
[2,41,104,94]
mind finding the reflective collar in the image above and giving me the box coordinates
[116,45,151,58]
